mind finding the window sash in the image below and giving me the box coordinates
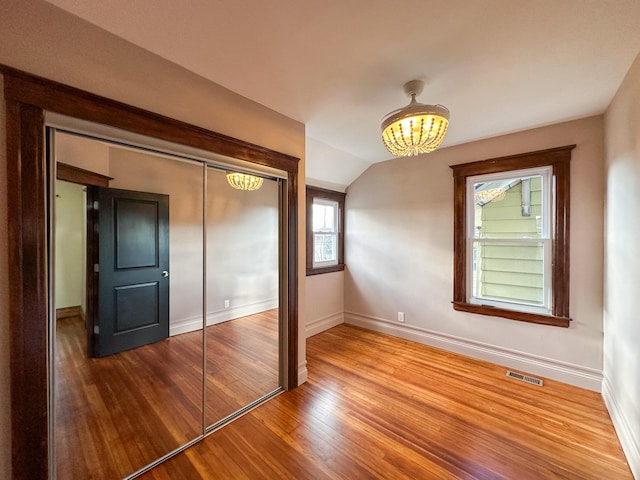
[466,166,552,240]
[312,198,338,233]
[467,238,552,314]
[306,186,345,275]
[465,166,553,314]
[313,232,338,267]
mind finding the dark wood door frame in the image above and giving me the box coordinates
[2,64,300,480]
[55,162,112,358]
[56,161,113,187]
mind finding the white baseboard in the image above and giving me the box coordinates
[297,360,308,386]
[170,299,278,336]
[603,377,640,479]
[170,314,203,336]
[344,311,603,392]
[306,312,344,338]
[206,299,278,326]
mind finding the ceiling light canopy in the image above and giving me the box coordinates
[226,172,264,190]
[381,80,449,157]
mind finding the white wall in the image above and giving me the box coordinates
[55,133,110,176]
[0,2,306,478]
[306,271,345,337]
[603,51,640,478]
[205,168,279,330]
[54,180,86,312]
[345,116,605,391]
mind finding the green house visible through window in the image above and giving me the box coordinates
[450,145,574,328]
[306,186,345,275]
[469,167,551,314]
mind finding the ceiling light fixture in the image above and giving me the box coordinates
[226,172,264,191]
[381,80,450,157]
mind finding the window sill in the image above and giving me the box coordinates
[452,301,570,327]
[306,264,345,276]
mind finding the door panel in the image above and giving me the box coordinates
[95,187,169,357]
[114,282,159,332]
[115,198,160,268]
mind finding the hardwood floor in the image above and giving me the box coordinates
[55,310,280,479]
[141,324,632,480]
[205,310,280,425]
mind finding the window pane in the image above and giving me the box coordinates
[313,202,337,232]
[472,241,545,306]
[314,233,337,264]
[473,175,544,239]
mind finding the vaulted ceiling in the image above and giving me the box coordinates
[46,0,640,188]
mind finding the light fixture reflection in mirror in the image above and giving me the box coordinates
[226,172,264,190]
[205,167,281,428]
[53,131,205,480]
[52,130,285,478]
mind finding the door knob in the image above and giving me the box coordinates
[162,271,169,278]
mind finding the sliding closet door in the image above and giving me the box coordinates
[205,167,281,427]
[53,131,205,479]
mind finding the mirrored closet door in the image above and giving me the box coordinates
[205,167,282,428]
[51,128,285,479]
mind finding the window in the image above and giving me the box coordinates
[469,167,552,314]
[450,145,574,327]
[306,186,345,275]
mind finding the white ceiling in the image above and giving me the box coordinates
[46,0,640,188]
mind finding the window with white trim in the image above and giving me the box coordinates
[450,145,574,328]
[306,186,345,275]
[468,167,552,315]
[312,198,339,268]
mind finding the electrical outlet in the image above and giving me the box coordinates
[397,312,405,322]
[224,299,230,309]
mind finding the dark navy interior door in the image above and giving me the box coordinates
[95,187,169,357]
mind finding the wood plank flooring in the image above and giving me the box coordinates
[205,310,280,425]
[55,310,279,479]
[141,324,632,480]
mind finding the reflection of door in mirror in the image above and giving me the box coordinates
[53,131,205,479]
[93,187,170,357]
[52,129,286,478]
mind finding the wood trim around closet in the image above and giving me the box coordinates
[7,100,49,480]
[1,64,301,479]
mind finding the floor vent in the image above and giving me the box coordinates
[506,370,543,386]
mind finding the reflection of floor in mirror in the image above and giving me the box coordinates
[141,324,633,480]
[55,309,280,480]
[205,309,280,425]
